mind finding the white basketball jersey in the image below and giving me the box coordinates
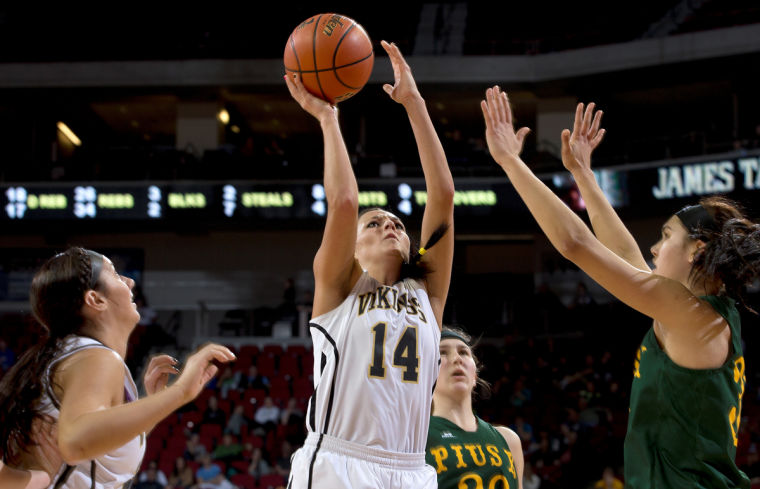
[307,271,440,453]
[39,335,146,489]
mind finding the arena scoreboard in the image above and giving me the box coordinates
[1,181,519,223]
[3,153,759,226]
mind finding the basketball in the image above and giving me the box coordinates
[284,13,374,104]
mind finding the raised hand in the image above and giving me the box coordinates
[173,344,235,403]
[561,102,605,174]
[143,354,179,396]
[381,40,421,106]
[480,86,531,166]
[284,73,337,123]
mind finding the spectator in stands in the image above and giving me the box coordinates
[253,396,280,435]
[273,440,293,479]
[224,404,249,437]
[522,462,541,489]
[212,433,243,464]
[138,461,168,487]
[195,454,234,489]
[509,377,532,407]
[236,365,269,391]
[512,416,534,445]
[185,432,208,461]
[279,397,304,428]
[247,446,272,480]
[216,366,237,400]
[593,467,623,489]
[135,461,166,489]
[167,457,194,489]
[201,396,227,427]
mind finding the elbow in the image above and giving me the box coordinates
[327,192,358,214]
[58,438,87,466]
[555,232,588,262]
[440,182,456,204]
[428,181,456,209]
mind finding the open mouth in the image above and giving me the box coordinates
[451,369,467,379]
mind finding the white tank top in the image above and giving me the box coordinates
[307,271,440,453]
[40,335,145,489]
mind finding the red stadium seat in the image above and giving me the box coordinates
[259,473,285,489]
[262,344,283,356]
[181,411,203,431]
[244,434,264,449]
[286,345,307,356]
[231,473,258,489]
[301,354,314,377]
[199,424,223,444]
[239,345,260,359]
[229,460,250,474]
[293,378,313,400]
[227,390,243,404]
[256,354,276,377]
[278,354,300,378]
[158,455,175,478]
[217,398,232,416]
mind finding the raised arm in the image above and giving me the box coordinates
[481,86,721,346]
[381,41,455,326]
[561,103,649,270]
[55,344,233,463]
[285,74,362,317]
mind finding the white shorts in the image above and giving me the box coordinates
[288,433,437,489]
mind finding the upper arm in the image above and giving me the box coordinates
[496,426,524,489]
[419,195,454,327]
[312,198,363,317]
[54,349,125,454]
[567,233,722,341]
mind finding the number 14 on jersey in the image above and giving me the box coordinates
[368,322,420,383]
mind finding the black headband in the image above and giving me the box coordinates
[675,205,719,235]
[441,329,470,345]
[85,250,104,289]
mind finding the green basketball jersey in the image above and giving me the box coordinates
[426,415,520,489]
[625,295,750,488]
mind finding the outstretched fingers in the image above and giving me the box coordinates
[581,102,595,135]
[499,88,513,126]
[573,103,584,134]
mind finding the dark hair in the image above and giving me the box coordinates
[440,325,492,400]
[358,207,450,280]
[0,247,103,464]
[686,196,760,311]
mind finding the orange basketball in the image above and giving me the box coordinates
[284,13,374,104]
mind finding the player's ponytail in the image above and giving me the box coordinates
[400,222,450,280]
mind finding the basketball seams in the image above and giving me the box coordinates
[283,52,374,74]
[288,34,302,74]
[311,14,329,102]
[332,22,358,90]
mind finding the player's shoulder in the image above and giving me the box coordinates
[55,345,124,380]
[493,425,521,449]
